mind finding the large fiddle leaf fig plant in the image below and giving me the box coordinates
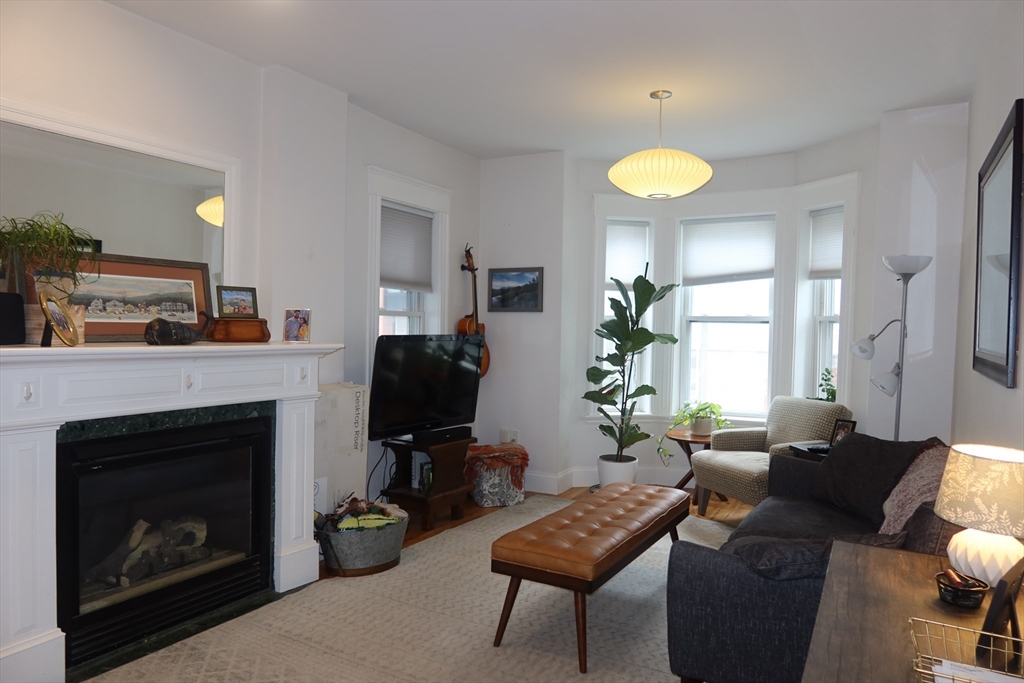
[583,270,678,461]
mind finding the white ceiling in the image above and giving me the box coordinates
[108,0,1000,163]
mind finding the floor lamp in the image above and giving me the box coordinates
[851,255,933,440]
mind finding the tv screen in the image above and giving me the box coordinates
[367,334,484,441]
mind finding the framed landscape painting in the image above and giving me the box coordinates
[487,267,544,312]
[65,253,211,342]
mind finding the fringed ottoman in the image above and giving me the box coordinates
[464,444,529,507]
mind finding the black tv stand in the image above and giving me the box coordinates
[382,437,476,531]
[412,426,472,446]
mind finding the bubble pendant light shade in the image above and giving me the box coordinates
[608,90,712,200]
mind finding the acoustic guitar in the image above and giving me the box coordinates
[457,244,491,377]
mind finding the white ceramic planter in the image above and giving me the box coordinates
[598,454,639,487]
[691,418,715,436]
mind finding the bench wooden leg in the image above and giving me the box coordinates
[574,591,587,674]
[493,576,521,647]
[669,526,679,543]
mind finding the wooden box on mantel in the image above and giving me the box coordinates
[205,317,271,343]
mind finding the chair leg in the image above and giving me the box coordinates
[574,591,587,674]
[493,576,522,647]
[697,488,712,516]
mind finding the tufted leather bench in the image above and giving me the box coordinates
[490,482,690,673]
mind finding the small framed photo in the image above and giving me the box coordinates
[39,291,78,347]
[830,419,857,445]
[487,267,543,312]
[283,308,311,343]
[216,286,259,318]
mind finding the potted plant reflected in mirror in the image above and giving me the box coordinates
[0,212,98,345]
[583,268,677,487]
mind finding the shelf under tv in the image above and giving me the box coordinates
[381,437,477,531]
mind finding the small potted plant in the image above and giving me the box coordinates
[656,401,732,462]
[583,267,677,486]
[1,212,97,344]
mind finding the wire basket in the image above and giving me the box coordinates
[910,618,1023,683]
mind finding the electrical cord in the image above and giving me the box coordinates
[366,445,389,503]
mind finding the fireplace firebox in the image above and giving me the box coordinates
[56,417,272,666]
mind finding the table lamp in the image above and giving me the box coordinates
[934,444,1024,585]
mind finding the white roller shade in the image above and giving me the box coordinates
[681,215,776,286]
[380,204,433,292]
[606,220,649,285]
[809,206,844,280]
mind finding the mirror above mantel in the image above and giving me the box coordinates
[0,107,237,292]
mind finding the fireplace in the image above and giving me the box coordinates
[56,417,273,666]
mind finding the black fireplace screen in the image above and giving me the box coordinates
[57,417,272,666]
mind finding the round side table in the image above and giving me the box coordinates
[664,428,727,505]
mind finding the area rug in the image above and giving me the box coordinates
[88,496,735,683]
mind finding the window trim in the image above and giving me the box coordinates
[366,167,451,384]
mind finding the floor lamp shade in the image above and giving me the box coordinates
[935,444,1024,584]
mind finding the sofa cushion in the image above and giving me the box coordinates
[903,501,966,555]
[812,433,926,527]
[729,496,876,542]
[879,438,949,534]
[720,532,906,580]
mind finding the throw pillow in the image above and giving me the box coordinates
[812,432,928,527]
[879,438,949,534]
[903,500,966,556]
[720,532,905,581]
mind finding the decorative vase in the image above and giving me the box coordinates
[598,453,639,487]
[692,418,715,436]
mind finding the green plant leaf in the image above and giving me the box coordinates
[627,384,657,399]
[597,406,618,426]
[586,366,616,383]
[609,297,630,332]
[651,283,678,304]
[611,277,634,325]
[597,424,619,441]
[582,390,617,406]
[622,425,651,447]
[632,276,657,320]
[630,327,656,354]
[599,316,630,344]
[596,352,625,368]
[653,333,678,344]
[594,327,613,341]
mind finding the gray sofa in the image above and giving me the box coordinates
[667,433,960,683]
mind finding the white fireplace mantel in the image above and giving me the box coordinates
[0,342,343,682]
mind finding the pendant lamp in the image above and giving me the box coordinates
[608,90,712,200]
[196,195,224,227]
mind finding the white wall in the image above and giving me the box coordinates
[477,152,571,494]
[952,0,1024,449]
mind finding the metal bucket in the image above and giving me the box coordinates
[318,516,409,577]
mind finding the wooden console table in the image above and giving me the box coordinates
[381,437,476,531]
[802,541,1023,682]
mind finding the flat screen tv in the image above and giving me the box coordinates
[367,334,484,441]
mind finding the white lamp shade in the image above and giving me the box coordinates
[870,367,899,396]
[851,337,875,360]
[882,254,932,277]
[608,147,713,200]
[196,195,224,227]
[935,444,1024,583]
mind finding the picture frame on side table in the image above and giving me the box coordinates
[830,419,857,445]
[487,267,544,312]
[66,253,211,343]
[973,98,1022,388]
[216,286,259,318]
[283,308,311,343]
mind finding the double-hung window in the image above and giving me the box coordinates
[808,206,844,398]
[378,201,433,335]
[680,215,776,417]
[601,220,653,413]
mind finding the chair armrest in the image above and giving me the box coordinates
[667,541,824,683]
[710,427,767,452]
[767,440,829,458]
[768,454,821,498]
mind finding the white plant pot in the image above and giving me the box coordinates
[598,454,639,487]
[691,418,715,436]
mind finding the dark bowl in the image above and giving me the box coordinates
[935,572,989,608]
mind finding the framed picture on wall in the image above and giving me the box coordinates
[487,267,544,312]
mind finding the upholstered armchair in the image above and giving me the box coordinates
[689,396,851,514]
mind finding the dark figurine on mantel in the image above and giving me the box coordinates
[144,311,210,345]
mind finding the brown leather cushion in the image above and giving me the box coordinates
[491,482,689,581]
